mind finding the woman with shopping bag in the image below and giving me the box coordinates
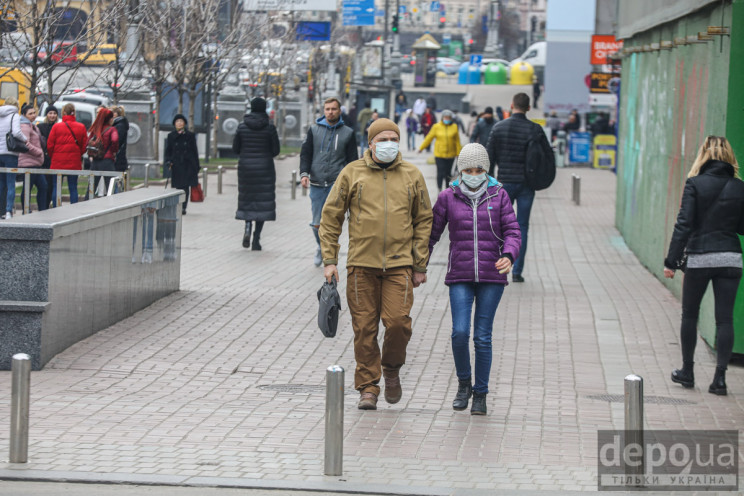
[165,114,200,215]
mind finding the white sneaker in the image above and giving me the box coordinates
[313,247,322,267]
[5,212,11,219]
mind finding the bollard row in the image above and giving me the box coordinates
[325,365,344,476]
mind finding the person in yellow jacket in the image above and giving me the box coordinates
[320,118,433,411]
[418,109,462,191]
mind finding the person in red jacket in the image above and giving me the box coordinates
[47,103,87,205]
[87,108,119,197]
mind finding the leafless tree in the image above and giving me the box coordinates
[0,0,125,106]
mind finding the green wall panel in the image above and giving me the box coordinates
[616,1,742,351]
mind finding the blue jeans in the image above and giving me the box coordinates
[51,175,79,206]
[309,184,334,246]
[20,170,49,211]
[0,154,18,213]
[449,282,505,394]
[501,182,535,276]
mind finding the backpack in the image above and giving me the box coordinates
[524,127,556,191]
[87,128,110,159]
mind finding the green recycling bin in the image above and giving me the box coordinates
[484,62,508,85]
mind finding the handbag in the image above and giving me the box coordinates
[190,184,204,202]
[317,276,342,338]
[6,114,29,153]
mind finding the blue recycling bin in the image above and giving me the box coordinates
[458,62,481,85]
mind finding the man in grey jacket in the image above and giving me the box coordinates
[300,97,358,266]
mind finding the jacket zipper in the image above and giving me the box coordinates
[473,199,479,282]
[447,250,453,273]
[357,184,363,222]
[383,170,387,271]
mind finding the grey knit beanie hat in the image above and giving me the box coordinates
[456,143,490,173]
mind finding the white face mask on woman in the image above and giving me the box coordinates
[374,141,399,162]
[461,172,487,189]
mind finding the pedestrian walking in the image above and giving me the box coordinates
[466,111,479,138]
[18,104,47,212]
[319,118,433,410]
[356,101,373,154]
[418,109,461,191]
[452,110,465,136]
[485,93,551,283]
[87,108,119,197]
[545,111,560,142]
[165,114,200,215]
[427,143,521,415]
[233,97,280,250]
[299,97,358,267]
[664,136,744,396]
[47,103,87,206]
[394,92,407,124]
[419,107,436,151]
[426,92,437,112]
[532,77,542,109]
[37,105,58,209]
[111,106,129,172]
[412,97,427,119]
[405,110,418,151]
[470,106,496,144]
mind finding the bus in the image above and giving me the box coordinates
[0,68,30,108]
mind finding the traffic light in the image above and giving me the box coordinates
[439,16,446,28]
[392,14,399,33]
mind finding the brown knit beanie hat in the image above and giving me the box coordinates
[367,118,400,143]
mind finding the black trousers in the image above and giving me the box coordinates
[435,157,454,191]
[680,266,742,368]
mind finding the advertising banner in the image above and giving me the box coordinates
[244,0,336,11]
[591,35,623,65]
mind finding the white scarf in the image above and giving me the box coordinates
[458,180,487,203]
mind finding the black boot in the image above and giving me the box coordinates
[251,232,262,251]
[242,222,252,248]
[471,392,487,415]
[671,363,694,388]
[452,378,472,411]
[709,366,727,396]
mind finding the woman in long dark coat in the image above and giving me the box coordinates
[233,97,280,250]
[165,114,200,215]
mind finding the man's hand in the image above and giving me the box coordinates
[664,268,675,279]
[495,257,512,274]
[300,176,309,188]
[324,264,339,283]
[412,272,427,287]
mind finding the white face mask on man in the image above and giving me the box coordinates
[374,141,399,162]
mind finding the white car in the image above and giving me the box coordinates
[436,57,461,74]
[37,100,99,129]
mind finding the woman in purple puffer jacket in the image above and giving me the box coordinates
[428,143,521,415]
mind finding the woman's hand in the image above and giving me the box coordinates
[664,268,675,279]
[495,257,512,274]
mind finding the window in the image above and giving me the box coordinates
[525,50,537,59]
[0,82,19,101]
[101,48,116,55]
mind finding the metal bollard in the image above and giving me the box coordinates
[144,164,150,188]
[324,365,344,476]
[55,174,62,207]
[217,166,223,194]
[291,170,297,200]
[624,374,644,483]
[23,172,30,214]
[10,353,31,463]
[202,168,208,198]
[572,174,581,205]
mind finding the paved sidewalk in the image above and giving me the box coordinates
[0,150,742,494]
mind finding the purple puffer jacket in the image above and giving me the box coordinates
[428,176,521,285]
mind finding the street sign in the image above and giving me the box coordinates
[296,21,331,41]
[589,72,612,93]
[430,1,440,12]
[244,0,335,11]
[469,54,482,66]
[342,0,374,26]
[399,5,406,13]
[443,34,451,44]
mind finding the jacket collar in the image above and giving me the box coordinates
[363,149,402,170]
[451,176,502,202]
[316,116,345,130]
[510,113,527,120]
[451,175,500,188]
[62,115,77,123]
[700,160,735,178]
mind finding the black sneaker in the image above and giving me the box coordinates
[452,379,472,411]
[471,392,487,415]
[671,368,694,388]
[513,274,525,283]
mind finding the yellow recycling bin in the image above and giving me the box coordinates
[510,62,534,85]
[593,134,617,169]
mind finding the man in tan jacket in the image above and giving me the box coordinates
[320,118,433,410]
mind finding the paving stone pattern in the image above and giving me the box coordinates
[0,152,742,494]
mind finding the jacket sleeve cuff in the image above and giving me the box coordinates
[412,265,427,273]
[323,259,338,266]
[300,172,309,178]
[503,253,514,263]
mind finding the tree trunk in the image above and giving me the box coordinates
[188,88,196,132]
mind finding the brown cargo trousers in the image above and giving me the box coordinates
[347,266,414,397]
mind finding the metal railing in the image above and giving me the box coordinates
[0,167,126,215]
